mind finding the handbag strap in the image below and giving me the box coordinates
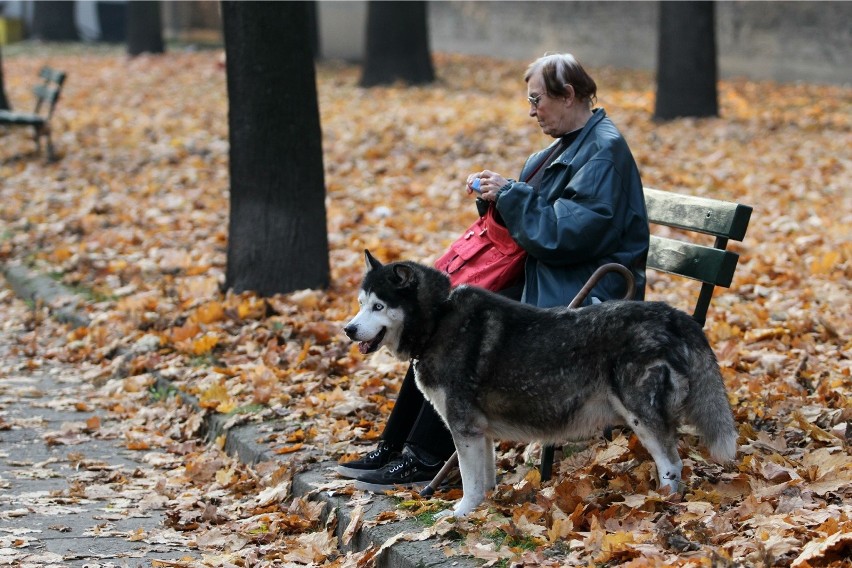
[523,138,568,187]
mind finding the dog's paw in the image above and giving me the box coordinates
[449,498,482,518]
[658,472,684,494]
[434,501,477,519]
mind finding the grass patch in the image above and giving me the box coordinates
[149,383,179,402]
[227,404,267,416]
[45,272,117,303]
[485,528,540,552]
[189,352,220,368]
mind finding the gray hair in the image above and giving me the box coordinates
[525,53,597,106]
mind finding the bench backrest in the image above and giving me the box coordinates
[644,187,753,327]
[32,67,66,119]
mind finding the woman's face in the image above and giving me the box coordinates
[527,72,570,138]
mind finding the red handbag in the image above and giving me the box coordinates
[433,205,526,291]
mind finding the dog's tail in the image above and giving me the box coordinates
[683,344,738,463]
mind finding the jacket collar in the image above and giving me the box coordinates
[554,107,607,164]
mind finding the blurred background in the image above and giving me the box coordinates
[1,0,849,85]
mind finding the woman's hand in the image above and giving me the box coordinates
[466,170,509,202]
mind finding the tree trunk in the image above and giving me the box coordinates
[32,1,79,42]
[360,1,434,87]
[0,47,10,111]
[306,1,320,60]
[654,1,718,120]
[222,1,330,296]
[127,1,165,56]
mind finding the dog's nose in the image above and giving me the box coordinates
[343,324,357,339]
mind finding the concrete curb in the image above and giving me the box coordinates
[2,264,91,328]
[2,264,476,568]
[151,377,478,568]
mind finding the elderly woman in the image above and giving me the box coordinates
[339,53,649,490]
[474,53,648,306]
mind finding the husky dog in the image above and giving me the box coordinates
[344,251,737,518]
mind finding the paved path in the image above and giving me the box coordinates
[0,308,197,566]
[0,269,476,568]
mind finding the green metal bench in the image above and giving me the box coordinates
[0,66,67,160]
[643,187,753,327]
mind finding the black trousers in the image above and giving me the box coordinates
[379,283,524,462]
[382,364,456,460]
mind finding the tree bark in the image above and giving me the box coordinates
[127,1,165,56]
[0,47,10,111]
[222,1,329,296]
[306,1,320,60]
[360,1,434,87]
[654,1,718,120]
[32,1,79,42]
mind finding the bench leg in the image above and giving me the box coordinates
[33,125,42,154]
[540,445,555,481]
[36,124,57,161]
[45,133,57,161]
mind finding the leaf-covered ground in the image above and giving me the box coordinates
[1,46,850,567]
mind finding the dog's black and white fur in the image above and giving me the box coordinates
[344,251,737,517]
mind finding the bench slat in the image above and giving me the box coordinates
[32,85,61,104]
[39,67,67,84]
[0,110,45,125]
[647,235,740,287]
[644,187,753,241]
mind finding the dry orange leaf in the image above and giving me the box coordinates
[193,302,225,324]
[198,380,238,414]
[189,334,219,355]
[170,321,201,343]
[274,443,304,455]
[126,439,150,451]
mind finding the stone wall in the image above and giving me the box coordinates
[318,1,850,85]
[427,1,851,85]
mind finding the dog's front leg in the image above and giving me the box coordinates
[435,434,489,519]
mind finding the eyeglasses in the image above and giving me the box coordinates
[527,93,544,108]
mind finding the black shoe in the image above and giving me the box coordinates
[335,440,399,479]
[354,446,444,492]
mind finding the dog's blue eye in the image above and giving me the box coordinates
[373,303,384,311]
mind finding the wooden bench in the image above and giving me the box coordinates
[643,187,753,326]
[0,66,67,160]
[421,186,754,494]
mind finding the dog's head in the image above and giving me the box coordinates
[343,250,450,359]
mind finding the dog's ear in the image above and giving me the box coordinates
[364,249,382,272]
[391,264,415,288]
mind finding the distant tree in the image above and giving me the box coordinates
[127,1,165,56]
[0,47,10,111]
[97,1,126,42]
[360,1,434,87]
[654,1,718,120]
[222,1,330,296]
[306,1,320,59]
[32,1,79,42]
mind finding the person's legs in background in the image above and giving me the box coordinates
[336,364,423,478]
[353,400,454,491]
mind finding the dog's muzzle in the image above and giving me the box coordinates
[343,324,386,354]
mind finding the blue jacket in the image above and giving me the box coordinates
[495,108,649,308]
